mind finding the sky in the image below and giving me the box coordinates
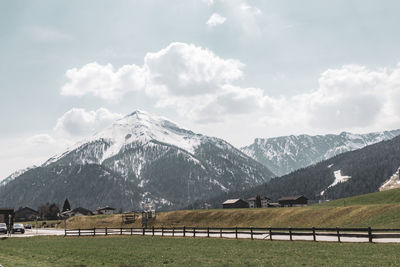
[1,0,400,178]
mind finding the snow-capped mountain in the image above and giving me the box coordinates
[0,110,274,211]
[241,130,400,177]
[199,134,400,208]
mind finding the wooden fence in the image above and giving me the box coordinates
[64,226,400,243]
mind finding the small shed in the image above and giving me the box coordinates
[222,199,249,209]
[14,207,39,222]
[96,206,115,215]
[278,195,308,207]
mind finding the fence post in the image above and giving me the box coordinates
[289,227,292,241]
[193,227,196,238]
[93,227,96,236]
[336,227,341,243]
[251,227,254,240]
[120,227,122,235]
[312,227,316,242]
[183,226,186,237]
[368,227,373,243]
[131,228,133,236]
[78,228,81,237]
[152,226,154,236]
[142,227,145,236]
[207,227,209,238]
[235,227,238,239]
[64,228,66,237]
[220,228,222,238]
[105,227,108,236]
[172,227,175,237]
[162,227,164,237]
[269,227,272,241]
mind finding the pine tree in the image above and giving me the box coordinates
[62,198,71,212]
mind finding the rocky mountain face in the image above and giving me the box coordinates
[199,135,400,208]
[0,110,274,211]
[241,130,400,177]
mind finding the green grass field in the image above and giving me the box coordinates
[0,236,399,266]
[319,188,400,207]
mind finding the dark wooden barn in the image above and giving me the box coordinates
[222,199,249,209]
[14,207,39,222]
[278,195,308,207]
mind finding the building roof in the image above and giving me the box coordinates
[278,195,307,201]
[96,206,115,211]
[16,207,38,214]
[222,199,244,204]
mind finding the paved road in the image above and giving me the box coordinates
[4,228,400,243]
[1,228,65,238]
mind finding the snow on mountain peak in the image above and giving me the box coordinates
[93,110,202,155]
[44,110,204,166]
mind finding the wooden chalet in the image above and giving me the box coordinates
[222,199,249,209]
[14,207,39,222]
[278,195,308,207]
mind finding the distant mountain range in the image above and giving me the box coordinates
[241,130,400,176]
[198,134,400,208]
[0,110,273,211]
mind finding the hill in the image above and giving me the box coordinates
[65,203,400,229]
[319,188,400,207]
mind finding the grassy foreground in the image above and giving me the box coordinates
[0,236,400,266]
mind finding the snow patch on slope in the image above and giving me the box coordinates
[379,167,400,191]
[320,170,352,196]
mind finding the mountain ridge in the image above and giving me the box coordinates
[241,130,400,176]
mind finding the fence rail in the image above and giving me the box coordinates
[64,226,400,243]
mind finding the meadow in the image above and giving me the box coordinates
[1,235,400,266]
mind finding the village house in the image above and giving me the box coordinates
[222,199,249,209]
[278,195,308,207]
[14,207,39,222]
[96,206,115,215]
[247,196,271,208]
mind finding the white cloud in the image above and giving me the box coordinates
[54,108,122,138]
[261,64,400,133]
[206,13,226,27]
[144,42,243,96]
[60,42,400,132]
[61,63,146,101]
